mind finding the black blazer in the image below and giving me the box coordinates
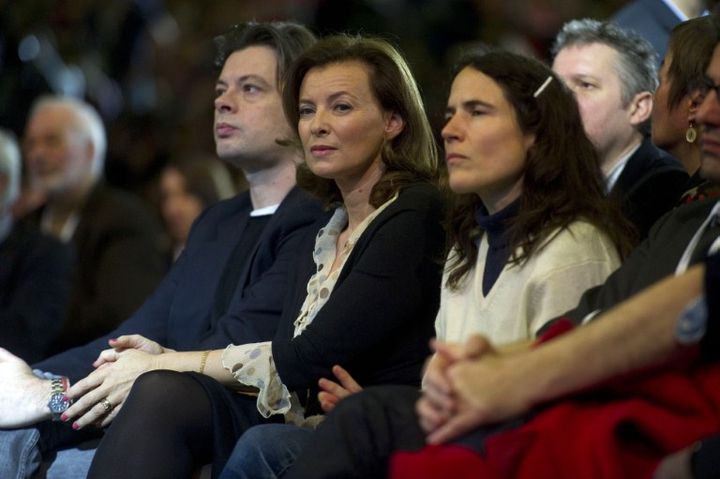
[36,186,325,383]
[610,138,689,239]
[50,183,169,352]
[272,183,446,413]
[564,197,720,325]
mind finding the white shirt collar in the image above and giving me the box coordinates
[40,209,81,243]
[250,203,280,217]
[605,143,641,193]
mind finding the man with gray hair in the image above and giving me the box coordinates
[21,96,167,351]
[0,128,72,362]
[552,19,689,238]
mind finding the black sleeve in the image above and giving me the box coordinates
[273,190,444,391]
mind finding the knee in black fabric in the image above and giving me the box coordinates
[122,370,212,430]
[89,371,215,478]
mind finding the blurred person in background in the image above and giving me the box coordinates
[20,95,167,352]
[0,128,72,363]
[611,0,712,63]
[158,156,236,261]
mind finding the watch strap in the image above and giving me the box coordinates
[48,377,71,421]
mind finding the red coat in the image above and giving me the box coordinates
[391,324,720,479]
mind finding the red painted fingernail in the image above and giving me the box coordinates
[62,395,69,401]
[72,422,80,430]
[60,413,68,421]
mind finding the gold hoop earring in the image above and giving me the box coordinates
[686,121,697,144]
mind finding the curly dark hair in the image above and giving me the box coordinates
[445,50,636,289]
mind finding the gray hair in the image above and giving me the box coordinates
[29,96,107,179]
[0,128,21,208]
[552,18,658,105]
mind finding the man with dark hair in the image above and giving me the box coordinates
[0,21,320,478]
[552,19,689,238]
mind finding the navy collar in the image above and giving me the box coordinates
[474,200,520,249]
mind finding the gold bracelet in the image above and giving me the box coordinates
[198,350,211,375]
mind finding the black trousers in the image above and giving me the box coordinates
[285,385,425,479]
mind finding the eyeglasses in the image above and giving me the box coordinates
[698,76,720,103]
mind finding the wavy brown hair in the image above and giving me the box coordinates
[446,50,636,289]
[282,35,439,207]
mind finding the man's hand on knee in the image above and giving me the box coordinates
[0,348,53,427]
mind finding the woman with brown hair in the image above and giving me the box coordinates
[651,15,720,199]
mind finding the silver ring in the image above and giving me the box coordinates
[100,398,112,412]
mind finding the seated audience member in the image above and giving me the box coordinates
[610,0,707,63]
[0,128,72,363]
[0,21,321,479]
[221,49,635,478]
[651,16,717,183]
[21,96,168,351]
[84,34,445,478]
[389,257,720,479]
[279,25,720,479]
[552,19,689,238]
[158,157,236,260]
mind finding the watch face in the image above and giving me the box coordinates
[676,296,708,345]
[48,393,71,413]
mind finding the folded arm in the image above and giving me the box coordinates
[425,265,705,444]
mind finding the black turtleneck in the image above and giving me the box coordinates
[474,200,520,296]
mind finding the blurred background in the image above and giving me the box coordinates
[0,0,626,205]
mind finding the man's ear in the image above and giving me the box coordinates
[384,111,405,141]
[628,91,653,126]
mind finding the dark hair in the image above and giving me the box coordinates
[665,15,720,111]
[214,21,317,89]
[163,156,235,207]
[445,50,636,289]
[282,35,439,207]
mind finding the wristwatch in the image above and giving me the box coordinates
[47,377,71,421]
[675,295,707,345]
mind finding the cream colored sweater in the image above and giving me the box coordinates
[435,221,621,346]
